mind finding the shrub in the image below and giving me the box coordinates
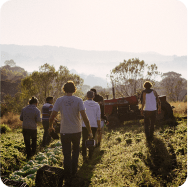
[0,112,22,130]
[170,102,187,116]
[0,124,11,133]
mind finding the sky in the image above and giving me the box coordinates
[0,0,187,56]
[0,0,187,86]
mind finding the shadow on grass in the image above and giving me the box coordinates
[71,147,105,187]
[107,120,145,134]
[143,137,177,183]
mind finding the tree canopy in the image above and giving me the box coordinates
[109,58,161,97]
[20,63,84,104]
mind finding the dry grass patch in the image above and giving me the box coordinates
[0,112,22,130]
[170,102,187,117]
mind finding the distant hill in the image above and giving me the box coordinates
[1,44,187,87]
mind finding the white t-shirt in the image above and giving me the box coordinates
[82,100,101,128]
[53,96,85,133]
[144,91,157,111]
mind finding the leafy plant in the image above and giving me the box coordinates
[0,123,11,133]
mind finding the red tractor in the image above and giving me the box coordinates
[104,91,174,127]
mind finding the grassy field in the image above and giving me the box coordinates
[0,102,187,187]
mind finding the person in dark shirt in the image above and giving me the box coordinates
[42,97,54,146]
[90,89,106,119]
[20,96,41,159]
[90,88,107,147]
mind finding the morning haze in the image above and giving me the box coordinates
[1,44,187,87]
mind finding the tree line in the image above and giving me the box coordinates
[1,58,187,115]
[83,58,187,102]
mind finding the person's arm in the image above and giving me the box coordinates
[49,111,58,132]
[141,92,146,115]
[153,90,161,114]
[80,110,93,139]
[20,109,23,121]
[97,105,101,130]
[36,110,42,123]
[97,120,101,130]
[49,105,53,116]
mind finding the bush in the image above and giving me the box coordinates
[0,112,22,130]
[0,124,11,133]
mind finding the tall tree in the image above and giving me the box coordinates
[39,63,57,100]
[109,58,160,97]
[20,63,84,103]
[161,71,187,101]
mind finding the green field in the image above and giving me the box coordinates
[0,116,187,187]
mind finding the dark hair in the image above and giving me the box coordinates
[143,81,153,89]
[63,81,77,93]
[90,88,97,94]
[46,96,53,103]
[29,96,38,104]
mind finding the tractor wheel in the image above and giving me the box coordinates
[156,101,174,121]
[108,115,120,128]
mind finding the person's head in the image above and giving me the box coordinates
[46,96,53,104]
[143,81,153,89]
[90,88,97,95]
[87,91,94,100]
[29,96,38,105]
[63,81,77,93]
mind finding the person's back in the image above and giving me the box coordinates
[20,96,41,159]
[82,91,101,161]
[42,103,53,121]
[141,81,161,141]
[142,89,157,111]
[49,81,93,186]
[90,88,107,121]
[41,97,54,146]
[21,102,41,130]
[83,99,100,128]
[53,95,84,133]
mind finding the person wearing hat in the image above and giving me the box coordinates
[82,91,101,161]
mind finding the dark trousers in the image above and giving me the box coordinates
[42,120,51,146]
[82,127,97,158]
[144,111,156,140]
[60,132,81,178]
[22,128,37,158]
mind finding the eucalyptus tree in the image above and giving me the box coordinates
[21,63,84,104]
[161,71,187,101]
[109,58,160,97]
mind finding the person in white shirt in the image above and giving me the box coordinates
[49,81,93,186]
[141,81,161,141]
[82,91,101,161]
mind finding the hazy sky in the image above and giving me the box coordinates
[0,0,187,56]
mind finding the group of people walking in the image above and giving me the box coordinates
[20,81,106,185]
[20,80,161,186]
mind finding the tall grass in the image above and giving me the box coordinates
[139,101,187,117]
[170,102,187,116]
[0,112,22,130]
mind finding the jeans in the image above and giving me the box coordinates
[42,120,51,146]
[82,127,97,158]
[60,132,81,178]
[144,110,156,140]
[22,128,37,158]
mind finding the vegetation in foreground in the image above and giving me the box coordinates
[0,105,187,187]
